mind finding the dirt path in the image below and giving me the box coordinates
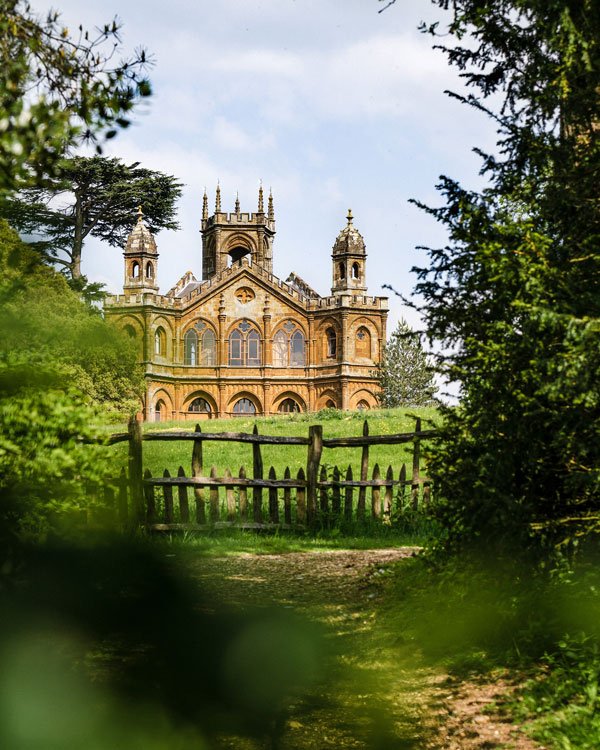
[186,549,542,749]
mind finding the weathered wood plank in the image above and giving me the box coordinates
[142,431,309,445]
[177,466,190,523]
[283,466,292,525]
[296,468,306,525]
[344,465,353,521]
[128,417,144,523]
[268,466,279,523]
[239,466,248,520]
[252,425,263,523]
[144,468,156,524]
[209,465,219,522]
[163,468,174,524]
[306,425,323,526]
[357,420,369,518]
[192,424,206,524]
[322,429,437,448]
[398,463,407,510]
[225,468,236,521]
[384,465,394,519]
[332,466,341,515]
[371,463,381,518]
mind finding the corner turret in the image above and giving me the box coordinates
[331,209,367,296]
[123,207,159,294]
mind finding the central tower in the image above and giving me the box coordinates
[201,184,276,280]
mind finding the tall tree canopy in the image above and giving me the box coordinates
[0,0,151,192]
[398,0,600,559]
[2,156,182,280]
[377,320,437,407]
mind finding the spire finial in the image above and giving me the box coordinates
[235,191,240,215]
[258,181,264,213]
[268,188,274,220]
[215,182,221,213]
[202,189,208,221]
[346,208,353,226]
[136,205,143,222]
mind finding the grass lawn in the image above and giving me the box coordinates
[108,406,440,481]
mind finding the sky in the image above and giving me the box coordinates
[37,0,497,333]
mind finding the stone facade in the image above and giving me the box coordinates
[104,188,388,421]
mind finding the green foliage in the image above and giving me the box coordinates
[408,1,600,559]
[0,220,143,547]
[376,319,437,407]
[1,155,182,280]
[0,0,152,193]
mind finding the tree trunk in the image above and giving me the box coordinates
[71,193,84,279]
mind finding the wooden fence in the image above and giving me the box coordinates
[103,418,436,531]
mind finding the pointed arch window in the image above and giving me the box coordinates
[273,323,305,367]
[154,326,166,356]
[351,262,359,279]
[355,326,371,358]
[229,321,261,367]
[326,327,337,359]
[146,261,154,279]
[184,329,197,366]
[132,262,140,278]
[278,398,301,413]
[155,400,165,422]
[189,397,211,414]
[233,397,256,415]
[338,262,345,279]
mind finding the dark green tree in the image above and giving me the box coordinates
[377,320,437,407]
[1,156,182,280]
[0,0,152,193]
[395,0,600,559]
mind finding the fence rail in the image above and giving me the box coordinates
[99,417,438,531]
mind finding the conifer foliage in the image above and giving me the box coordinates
[406,0,600,558]
[377,320,437,407]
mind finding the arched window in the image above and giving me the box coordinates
[278,398,301,413]
[352,262,359,279]
[338,262,345,279]
[154,327,166,356]
[188,397,211,414]
[357,400,370,411]
[355,326,371,358]
[325,399,336,409]
[228,321,261,366]
[326,328,337,358]
[132,261,140,278]
[124,324,136,338]
[233,397,256,415]
[273,323,305,367]
[201,328,216,366]
[184,329,197,366]
[146,261,154,278]
[155,400,165,422]
[273,330,287,367]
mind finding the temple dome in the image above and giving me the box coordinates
[125,209,157,255]
[332,209,366,256]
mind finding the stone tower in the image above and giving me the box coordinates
[201,184,276,280]
[331,209,367,296]
[123,207,159,293]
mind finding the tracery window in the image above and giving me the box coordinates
[233,397,256,415]
[357,400,370,411]
[273,322,305,367]
[184,329,197,365]
[278,398,301,413]
[188,397,211,414]
[326,327,337,358]
[229,321,261,366]
[355,326,371,358]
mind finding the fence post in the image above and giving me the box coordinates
[192,424,206,524]
[332,466,341,516]
[384,465,394,521]
[253,425,263,523]
[239,466,248,521]
[357,420,369,519]
[268,466,279,524]
[411,418,421,510]
[344,465,354,521]
[178,466,190,523]
[209,466,219,522]
[371,463,381,518]
[128,417,144,524]
[225,468,236,522]
[306,425,323,527]
[283,467,292,525]
[296,468,306,525]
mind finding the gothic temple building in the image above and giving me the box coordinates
[104,186,388,420]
